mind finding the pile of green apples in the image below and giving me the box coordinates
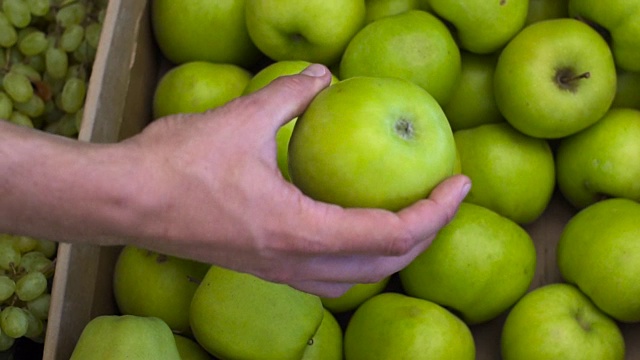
[69,0,640,359]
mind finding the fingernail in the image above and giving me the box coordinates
[301,64,327,77]
[460,182,471,200]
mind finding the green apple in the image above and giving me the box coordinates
[173,334,212,360]
[189,265,324,360]
[611,69,640,109]
[245,0,365,66]
[321,277,390,314]
[428,0,528,54]
[569,0,640,72]
[301,309,343,360]
[442,51,504,131]
[242,60,339,181]
[557,198,640,323]
[112,245,210,335]
[70,315,181,360]
[556,108,640,209]
[152,61,252,119]
[399,202,536,325]
[288,76,456,211]
[364,0,421,24]
[501,283,625,360]
[525,0,569,25]
[340,10,460,106]
[454,122,555,224]
[494,18,617,139]
[151,0,262,67]
[344,292,475,359]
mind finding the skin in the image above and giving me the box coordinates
[0,64,471,298]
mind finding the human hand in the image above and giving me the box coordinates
[121,64,471,297]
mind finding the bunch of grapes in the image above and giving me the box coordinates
[0,234,57,351]
[0,0,108,138]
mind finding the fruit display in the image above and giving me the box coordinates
[55,0,640,359]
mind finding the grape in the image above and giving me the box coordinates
[14,93,45,118]
[18,29,48,56]
[60,77,86,113]
[26,294,50,321]
[0,306,29,339]
[2,71,34,103]
[74,106,84,129]
[34,239,57,259]
[0,12,18,47]
[0,276,16,302]
[60,24,84,52]
[2,0,31,29]
[85,22,102,49]
[18,252,52,274]
[66,64,87,81]
[25,54,46,73]
[45,112,76,136]
[15,271,47,302]
[0,330,15,352]
[26,0,49,17]
[55,2,86,28]
[9,111,34,128]
[45,45,68,79]
[0,92,13,120]
[23,310,43,339]
[11,236,38,254]
[0,241,20,271]
[10,63,41,82]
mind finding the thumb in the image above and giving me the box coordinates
[244,64,333,130]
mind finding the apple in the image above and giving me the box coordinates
[525,0,569,25]
[453,122,555,224]
[611,68,640,109]
[301,309,343,360]
[556,108,640,209]
[152,61,252,119]
[320,276,390,314]
[151,0,262,67]
[494,18,617,139]
[442,51,504,131]
[339,10,461,106]
[569,0,640,72]
[288,76,456,211]
[501,283,625,360]
[428,0,528,54]
[189,265,324,360]
[242,60,339,181]
[399,202,537,325]
[112,245,210,334]
[173,334,212,360]
[363,0,421,24]
[557,198,640,323]
[244,0,365,66]
[344,292,475,359]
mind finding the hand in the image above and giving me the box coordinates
[123,64,471,297]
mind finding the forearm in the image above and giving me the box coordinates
[0,121,149,245]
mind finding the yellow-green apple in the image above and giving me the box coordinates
[399,202,536,325]
[501,283,625,360]
[612,69,640,109]
[339,10,461,106]
[245,0,365,66]
[151,0,262,68]
[428,0,529,54]
[525,0,569,25]
[344,292,475,359]
[494,18,617,139]
[442,51,503,131]
[556,108,640,209]
[173,334,212,360]
[242,61,339,181]
[569,0,640,72]
[320,277,390,314]
[288,76,456,211]
[189,265,324,360]
[363,0,421,24]
[454,122,555,224]
[112,246,209,334]
[301,309,342,360]
[70,315,181,360]
[152,61,252,119]
[557,198,640,322]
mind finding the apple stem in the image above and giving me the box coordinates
[560,72,591,84]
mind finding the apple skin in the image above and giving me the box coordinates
[453,122,555,225]
[399,202,536,325]
[242,61,339,181]
[112,246,210,335]
[245,0,365,66]
[501,283,625,360]
[339,10,461,106]
[525,0,569,25]
[569,0,640,72]
[151,0,262,68]
[152,61,252,119]
[363,0,421,24]
[301,309,342,360]
[428,0,529,54]
[288,76,456,212]
[173,334,212,360]
[611,69,640,109]
[556,108,640,209]
[344,292,475,360]
[442,51,504,131]
[494,18,617,139]
[557,198,640,323]
[320,277,390,314]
